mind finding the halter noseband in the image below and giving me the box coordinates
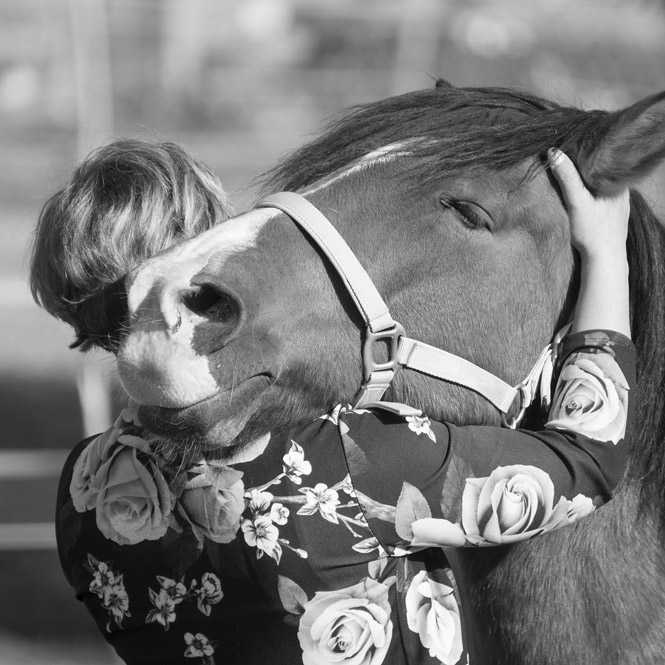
[256,192,558,428]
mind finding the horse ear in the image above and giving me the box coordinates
[435,78,454,89]
[575,90,665,196]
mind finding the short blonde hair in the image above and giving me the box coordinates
[30,139,234,352]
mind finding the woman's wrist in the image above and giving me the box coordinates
[575,241,628,266]
[580,252,629,279]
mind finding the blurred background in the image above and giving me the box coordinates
[0,0,664,662]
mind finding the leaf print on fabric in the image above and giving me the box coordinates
[161,527,204,581]
[406,415,437,442]
[353,490,396,523]
[352,536,383,555]
[297,577,394,665]
[184,631,217,664]
[278,575,308,615]
[546,351,629,444]
[368,556,388,581]
[395,483,432,541]
[85,554,131,631]
[405,570,463,665]
[439,455,476,526]
[410,465,596,547]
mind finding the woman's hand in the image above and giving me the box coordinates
[548,148,631,338]
[548,148,630,260]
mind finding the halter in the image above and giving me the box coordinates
[255,192,560,428]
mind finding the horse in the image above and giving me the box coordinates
[115,82,665,664]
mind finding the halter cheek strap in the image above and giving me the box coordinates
[256,192,557,427]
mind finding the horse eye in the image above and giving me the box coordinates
[440,197,489,231]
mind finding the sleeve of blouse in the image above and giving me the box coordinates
[338,329,635,551]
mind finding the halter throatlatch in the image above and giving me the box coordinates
[256,192,557,428]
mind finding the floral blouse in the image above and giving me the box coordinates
[56,330,635,665]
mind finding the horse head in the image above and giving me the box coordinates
[116,86,665,464]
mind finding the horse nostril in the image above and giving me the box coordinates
[182,282,242,325]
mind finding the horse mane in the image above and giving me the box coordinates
[625,191,665,524]
[260,85,608,193]
[260,84,665,529]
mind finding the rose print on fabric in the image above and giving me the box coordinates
[398,464,596,547]
[71,409,386,578]
[85,554,131,631]
[177,461,245,544]
[546,351,629,444]
[69,408,247,574]
[279,573,395,665]
[460,465,579,544]
[72,415,375,574]
[70,411,175,545]
[405,570,463,665]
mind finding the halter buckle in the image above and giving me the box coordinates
[353,322,405,408]
[362,322,405,382]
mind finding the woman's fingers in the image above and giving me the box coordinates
[548,148,590,212]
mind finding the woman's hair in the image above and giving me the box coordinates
[29,138,234,352]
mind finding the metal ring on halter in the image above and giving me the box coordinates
[500,386,531,429]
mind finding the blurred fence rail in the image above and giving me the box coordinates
[0,450,68,479]
[0,523,55,550]
[0,450,68,549]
